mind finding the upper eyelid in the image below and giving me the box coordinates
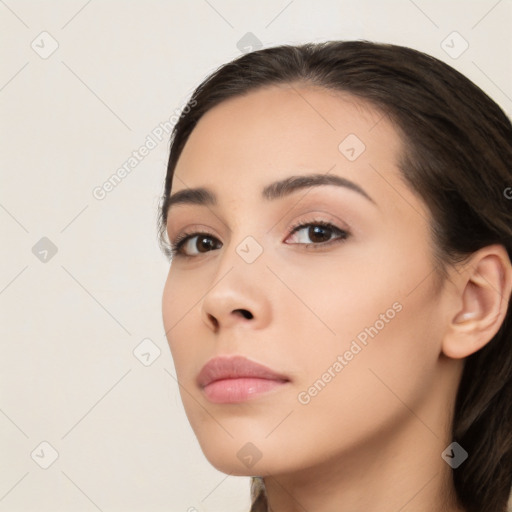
[168,208,351,238]
[170,218,348,256]
[170,216,342,240]
[175,220,341,243]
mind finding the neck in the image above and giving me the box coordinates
[262,432,463,512]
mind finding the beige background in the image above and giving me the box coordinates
[1,1,511,511]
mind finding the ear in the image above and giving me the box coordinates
[442,244,512,359]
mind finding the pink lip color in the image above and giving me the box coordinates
[197,355,289,404]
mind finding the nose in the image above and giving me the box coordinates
[200,251,272,333]
[204,303,254,331]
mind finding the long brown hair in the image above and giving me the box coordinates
[158,41,512,512]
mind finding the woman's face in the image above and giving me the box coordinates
[162,84,455,476]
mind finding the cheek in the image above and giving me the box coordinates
[162,265,189,311]
[162,267,203,336]
[162,270,200,374]
[299,265,442,413]
[287,249,443,433]
[263,296,442,474]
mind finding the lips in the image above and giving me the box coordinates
[196,355,290,403]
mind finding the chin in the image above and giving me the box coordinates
[199,435,301,479]
[193,433,269,476]
[201,449,258,476]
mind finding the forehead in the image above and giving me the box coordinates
[171,84,421,217]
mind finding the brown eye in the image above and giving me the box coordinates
[287,221,349,247]
[307,225,333,243]
[171,233,222,258]
[196,236,217,252]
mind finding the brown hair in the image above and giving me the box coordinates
[158,41,512,512]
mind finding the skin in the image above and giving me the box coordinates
[161,84,511,512]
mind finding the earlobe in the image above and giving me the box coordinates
[442,245,512,360]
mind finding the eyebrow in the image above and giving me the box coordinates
[166,173,376,213]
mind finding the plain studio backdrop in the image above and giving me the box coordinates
[1,1,511,511]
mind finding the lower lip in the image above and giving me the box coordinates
[202,377,288,403]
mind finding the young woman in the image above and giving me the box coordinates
[158,41,512,512]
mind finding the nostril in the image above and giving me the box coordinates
[208,313,219,329]
[234,309,253,320]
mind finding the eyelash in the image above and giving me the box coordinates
[168,218,351,260]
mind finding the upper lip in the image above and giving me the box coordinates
[197,355,289,388]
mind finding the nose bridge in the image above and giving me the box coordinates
[210,230,268,294]
[200,226,271,331]
[217,207,269,273]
